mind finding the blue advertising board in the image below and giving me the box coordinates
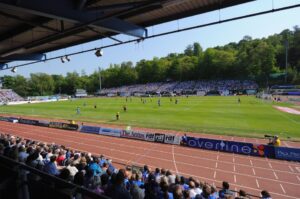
[274,147,300,161]
[99,128,121,137]
[80,125,101,134]
[186,136,274,158]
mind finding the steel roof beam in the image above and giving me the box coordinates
[0,0,146,38]
[0,53,45,61]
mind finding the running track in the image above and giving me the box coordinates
[0,121,299,199]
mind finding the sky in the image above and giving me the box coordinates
[2,0,300,77]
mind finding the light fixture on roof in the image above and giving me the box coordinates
[60,55,70,63]
[95,48,103,57]
[65,55,70,62]
[11,67,17,73]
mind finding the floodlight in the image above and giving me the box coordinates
[65,55,70,62]
[95,49,103,57]
[11,67,17,73]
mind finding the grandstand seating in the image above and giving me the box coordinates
[0,133,266,199]
[100,80,258,96]
[0,89,23,103]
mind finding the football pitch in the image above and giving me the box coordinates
[1,96,300,140]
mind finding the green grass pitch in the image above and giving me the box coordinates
[1,96,299,140]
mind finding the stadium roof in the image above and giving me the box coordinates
[0,0,254,66]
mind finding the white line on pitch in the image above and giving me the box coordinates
[234,175,237,183]
[273,172,278,179]
[252,168,256,175]
[256,179,260,188]
[213,171,216,179]
[289,166,294,172]
[280,184,286,194]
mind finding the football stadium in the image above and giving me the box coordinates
[0,1,300,199]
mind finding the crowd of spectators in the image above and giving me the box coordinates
[0,89,24,103]
[0,133,272,199]
[99,80,258,95]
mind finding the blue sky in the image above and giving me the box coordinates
[3,0,300,77]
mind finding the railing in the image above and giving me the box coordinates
[0,154,110,199]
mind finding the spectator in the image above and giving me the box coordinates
[88,157,102,176]
[235,189,249,199]
[106,169,132,199]
[210,185,219,199]
[188,181,197,198]
[219,181,234,199]
[261,190,272,199]
[44,155,60,175]
[18,146,28,163]
[194,180,203,195]
[130,184,145,199]
[173,185,183,199]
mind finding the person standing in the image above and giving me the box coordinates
[76,107,80,115]
[116,112,120,120]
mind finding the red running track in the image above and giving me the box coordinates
[0,121,299,199]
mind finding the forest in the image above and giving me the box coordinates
[1,26,300,96]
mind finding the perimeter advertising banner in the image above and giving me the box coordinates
[164,134,181,145]
[274,147,300,161]
[145,133,155,142]
[121,130,147,140]
[0,116,10,122]
[186,136,274,157]
[99,128,121,137]
[80,125,101,134]
[18,118,39,125]
[154,133,165,143]
[49,122,79,131]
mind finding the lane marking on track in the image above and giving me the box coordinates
[2,126,300,199]
[215,162,218,168]
[172,133,179,174]
[250,160,253,166]
[256,179,260,188]
[280,184,286,194]
[295,167,300,173]
[268,162,273,169]
[213,171,216,179]
[289,166,295,172]
[273,172,278,180]
[233,157,235,163]
[217,155,219,161]
[297,176,300,182]
[252,168,256,175]
[273,171,278,180]
[234,175,237,183]
[233,165,236,172]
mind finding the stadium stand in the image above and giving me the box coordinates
[99,80,258,96]
[0,133,266,199]
[0,89,24,103]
